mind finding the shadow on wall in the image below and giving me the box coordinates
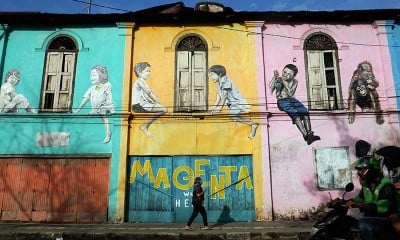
[211,205,235,228]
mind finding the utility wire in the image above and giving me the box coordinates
[68,0,400,48]
[216,26,400,48]
[71,0,129,12]
[2,91,400,115]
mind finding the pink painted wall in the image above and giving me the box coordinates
[258,22,400,219]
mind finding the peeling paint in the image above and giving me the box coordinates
[274,204,326,221]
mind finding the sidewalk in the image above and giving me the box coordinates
[0,221,316,240]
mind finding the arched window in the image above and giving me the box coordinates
[304,33,342,110]
[40,35,77,112]
[175,34,208,112]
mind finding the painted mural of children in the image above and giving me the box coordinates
[208,65,258,140]
[131,62,167,138]
[269,64,320,145]
[74,65,115,144]
[0,69,37,113]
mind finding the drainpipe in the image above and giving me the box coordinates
[0,24,10,82]
[260,22,275,221]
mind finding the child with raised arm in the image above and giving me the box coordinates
[269,64,320,145]
[208,65,258,140]
[131,62,167,138]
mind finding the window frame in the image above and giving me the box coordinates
[304,33,343,111]
[40,35,78,113]
[314,146,352,190]
[174,34,208,113]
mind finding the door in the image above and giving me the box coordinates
[206,155,255,222]
[126,156,174,222]
[127,155,255,222]
[0,157,110,222]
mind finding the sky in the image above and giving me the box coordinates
[1,0,400,14]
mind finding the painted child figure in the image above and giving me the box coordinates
[0,69,37,113]
[208,65,258,140]
[75,65,115,144]
[131,62,168,138]
[269,64,320,145]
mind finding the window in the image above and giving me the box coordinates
[305,33,342,110]
[40,35,77,112]
[175,35,208,112]
[314,147,352,190]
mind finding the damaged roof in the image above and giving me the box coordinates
[0,1,399,26]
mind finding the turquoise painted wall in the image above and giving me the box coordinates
[0,25,125,221]
[387,20,400,123]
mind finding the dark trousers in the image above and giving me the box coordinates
[187,205,208,227]
[358,217,397,240]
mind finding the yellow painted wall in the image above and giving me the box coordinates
[129,24,259,154]
[121,23,267,220]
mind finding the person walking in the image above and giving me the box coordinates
[185,176,210,230]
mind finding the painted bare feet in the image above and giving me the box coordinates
[248,123,259,140]
[140,125,153,138]
[26,107,37,113]
[102,132,111,144]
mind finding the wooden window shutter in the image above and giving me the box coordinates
[191,51,207,111]
[42,52,62,111]
[307,51,326,109]
[176,51,191,112]
[175,34,208,112]
[305,33,342,110]
[58,52,75,111]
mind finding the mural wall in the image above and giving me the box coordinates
[124,23,268,220]
[262,21,400,219]
[0,25,126,222]
[1,9,400,223]
[127,155,254,222]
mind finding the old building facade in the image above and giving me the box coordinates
[261,17,400,220]
[0,3,399,222]
[0,18,126,222]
